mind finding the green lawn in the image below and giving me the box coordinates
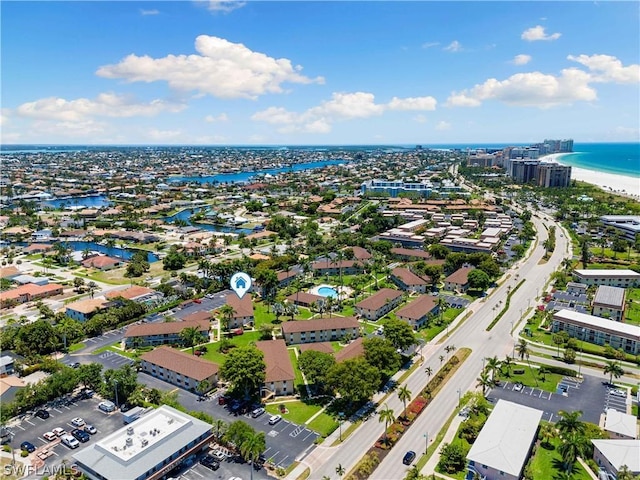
[307,412,339,437]
[253,301,277,326]
[68,342,85,353]
[502,365,565,393]
[198,331,263,365]
[288,348,305,390]
[265,400,323,425]
[529,438,592,480]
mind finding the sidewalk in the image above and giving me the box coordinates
[421,412,465,478]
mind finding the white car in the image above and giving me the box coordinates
[610,389,626,397]
[52,427,66,437]
[513,383,524,392]
[268,415,282,425]
[71,417,85,427]
[43,432,57,442]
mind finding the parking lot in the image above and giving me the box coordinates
[174,290,231,321]
[487,374,611,424]
[139,372,320,469]
[175,453,271,480]
[5,393,125,474]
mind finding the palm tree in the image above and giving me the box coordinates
[485,356,501,384]
[539,423,556,448]
[556,410,586,438]
[437,296,447,326]
[397,385,412,418]
[213,419,227,440]
[603,360,624,385]
[240,430,266,480]
[180,326,203,355]
[219,304,235,333]
[558,432,585,473]
[439,354,445,365]
[515,338,538,386]
[87,281,98,299]
[378,403,395,445]
[476,371,493,396]
[502,355,513,377]
[335,464,346,478]
[425,366,433,382]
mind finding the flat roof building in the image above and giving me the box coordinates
[573,269,640,288]
[592,285,626,322]
[466,400,543,480]
[73,405,214,480]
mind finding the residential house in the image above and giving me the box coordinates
[355,288,404,321]
[124,318,210,349]
[277,270,298,288]
[389,247,434,261]
[65,298,110,322]
[286,291,324,308]
[0,356,15,376]
[255,340,296,398]
[81,255,123,271]
[603,409,638,439]
[390,267,430,294]
[551,309,640,354]
[592,285,626,322]
[311,259,364,277]
[573,269,640,288]
[348,246,372,262]
[466,400,543,480]
[592,439,640,478]
[105,285,163,305]
[395,295,439,329]
[0,266,21,280]
[0,283,64,307]
[334,337,365,363]
[140,346,219,393]
[0,376,25,405]
[281,317,360,345]
[444,266,474,293]
[224,294,254,329]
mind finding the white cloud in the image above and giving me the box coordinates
[204,113,228,122]
[444,41,462,52]
[521,25,561,42]
[421,42,440,49]
[15,93,185,121]
[567,54,640,84]
[387,96,437,111]
[512,54,532,65]
[204,1,246,13]
[413,114,427,123]
[96,35,324,99]
[435,121,451,131]
[446,68,596,108]
[252,92,437,134]
[140,9,159,16]
[147,128,183,140]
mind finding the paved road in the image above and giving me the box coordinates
[306,213,571,480]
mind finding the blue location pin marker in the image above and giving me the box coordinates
[230,272,252,299]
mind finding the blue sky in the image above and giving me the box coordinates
[2,1,639,145]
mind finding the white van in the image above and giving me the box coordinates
[61,435,80,449]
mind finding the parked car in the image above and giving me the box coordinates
[34,409,49,420]
[71,429,90,443]
[43,432,57,442]
[513,382,524,392]
[610,389,626,397]
[402,450,416,465]
[199,454,220,471]
[52,427,66,437]
[251,407,265,418]
[98,401,116,413]
[80,389,94,399]
[20,441,36,453]
[61,435,80,449]
[84,425,97,435]
[70,362,81,369]
[268,415,282,425]
[71,417,85,427]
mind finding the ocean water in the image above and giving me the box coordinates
[554,143,640,178]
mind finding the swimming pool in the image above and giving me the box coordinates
[317,286,338,298]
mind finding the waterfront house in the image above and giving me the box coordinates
[81,255,123,271]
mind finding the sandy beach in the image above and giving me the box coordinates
[543,153,640,200]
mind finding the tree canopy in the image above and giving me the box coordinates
[220,346,266,400]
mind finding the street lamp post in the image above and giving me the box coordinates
[113,380,119,409]
[424,432,429,454]
[457,388,462,408]
[338,412,344,442]
[578,328,585,378]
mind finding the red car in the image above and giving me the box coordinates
[193,298,202,304]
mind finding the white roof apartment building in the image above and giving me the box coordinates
[573,269,640,288]
[552,309,640,355]
[73,405,214,480]
[466,400,543,480]
[592,439,640,478]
